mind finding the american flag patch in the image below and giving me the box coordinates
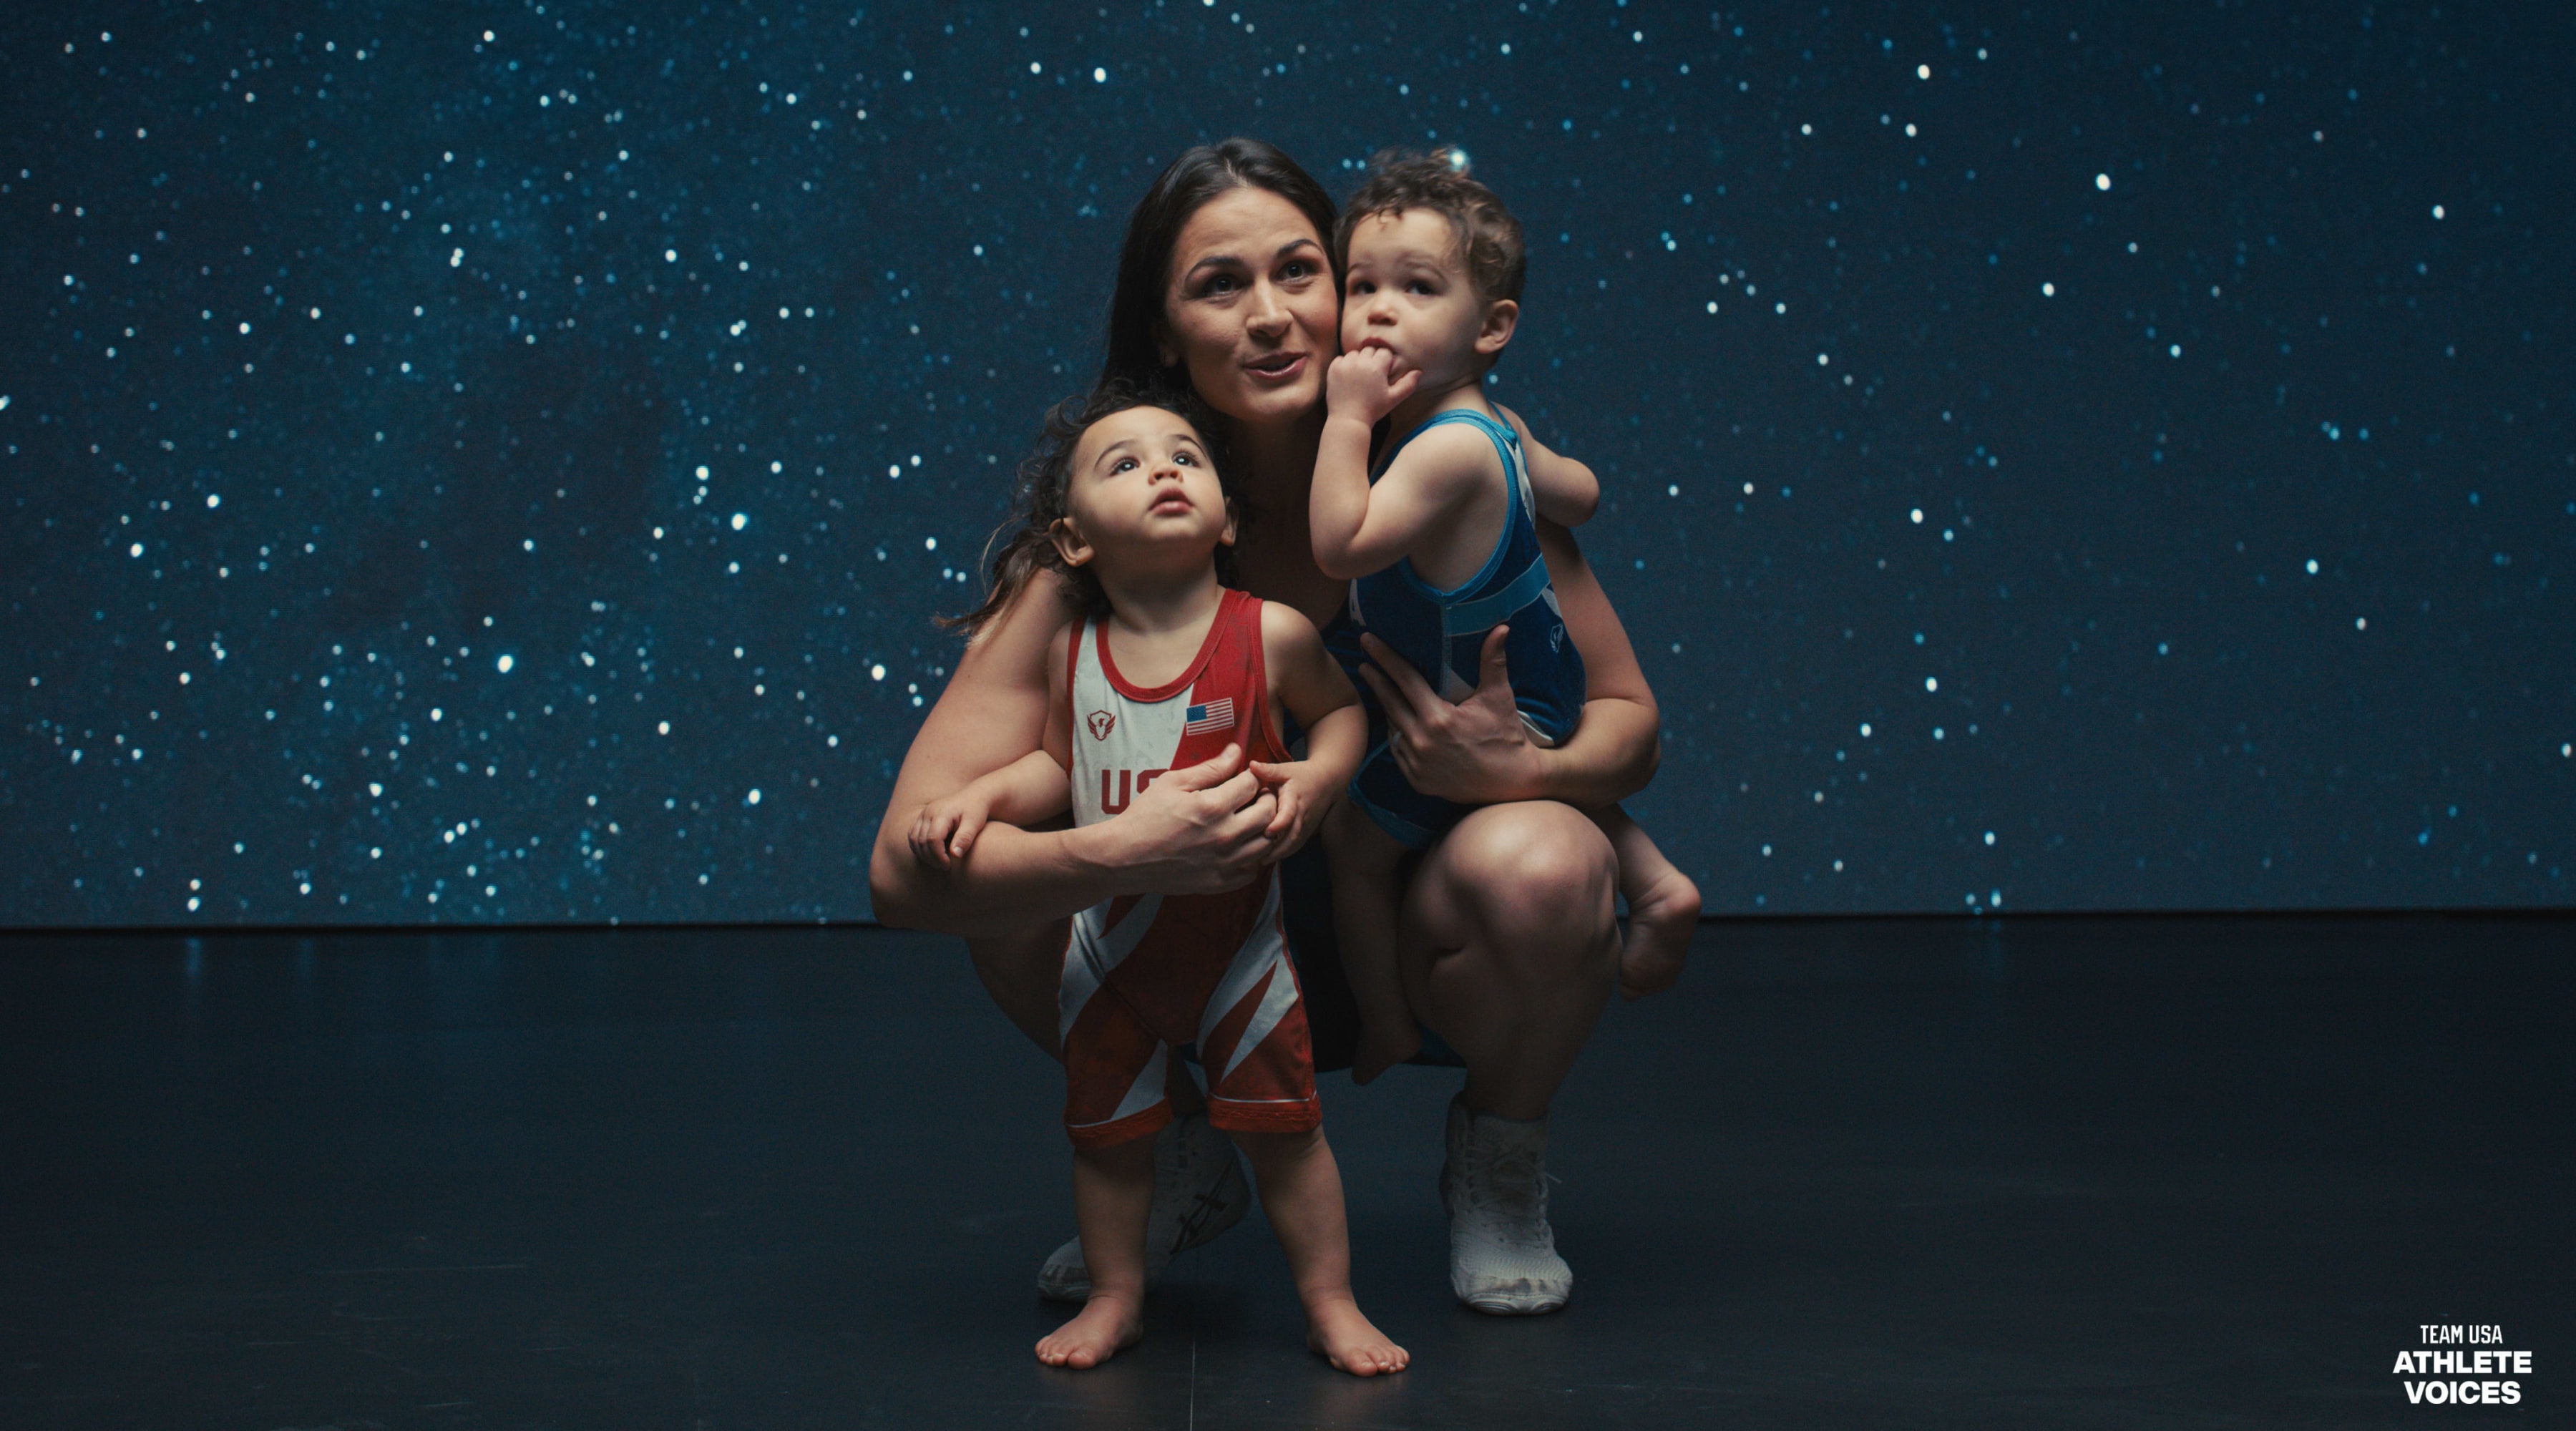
[1181,698,1235,736]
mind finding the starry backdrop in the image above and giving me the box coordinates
[4,0,2569,925]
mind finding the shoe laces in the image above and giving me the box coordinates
[1460,1130,1549,1229]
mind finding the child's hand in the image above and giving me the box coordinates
[1325,346,1420,427]
[908,792,992,871]
[1246,757,1337,858]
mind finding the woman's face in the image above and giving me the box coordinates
[1158,185,1339,428]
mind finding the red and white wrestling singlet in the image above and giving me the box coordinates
[1058,589,1320,1149]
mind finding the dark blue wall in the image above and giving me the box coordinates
[5,1,2569,923]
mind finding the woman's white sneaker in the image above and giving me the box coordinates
[1440,1094,1572,1315]
[1035,1111,1249,1301]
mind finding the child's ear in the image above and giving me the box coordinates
[1048,515,1096,570]
[1475,298,1520,356]
[1217,499,1240,550]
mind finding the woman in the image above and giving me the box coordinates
[869,139,1677,1317]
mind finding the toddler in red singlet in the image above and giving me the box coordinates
[909,383,1401,1376]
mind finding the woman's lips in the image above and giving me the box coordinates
[1243,351,1308,384]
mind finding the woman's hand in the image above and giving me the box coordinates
[1355,628,1545,806]
[1096,743,1289,894]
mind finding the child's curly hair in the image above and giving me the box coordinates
[1334,146,1527,306]
[946,378,1241,638]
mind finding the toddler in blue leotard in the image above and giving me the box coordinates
[1310,149,1704,1083]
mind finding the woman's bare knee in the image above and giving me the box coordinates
[1399,805,1619,1121]
[1423,804,1617,954]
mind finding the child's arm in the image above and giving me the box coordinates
[1311,349,1495,580]
[908,623,1077,869]
[1246,602,1365,858]
[1494,403,1599,527]
[908,750,1070,871]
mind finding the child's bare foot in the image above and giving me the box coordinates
[1618,866,1701,1000]
[1349,1022,1420,1085]
[1304,1294,1409,1377]
[1035,1291,1145,1369]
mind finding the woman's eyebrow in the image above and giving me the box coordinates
[1184,237,1320,282]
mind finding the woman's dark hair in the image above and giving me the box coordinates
[1099,137,1341,390]
[945,378,1239,640]
[946,140,1320,640]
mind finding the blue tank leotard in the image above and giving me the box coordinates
[1335,406,1586,847]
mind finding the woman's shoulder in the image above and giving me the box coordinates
[955,566,1087,688]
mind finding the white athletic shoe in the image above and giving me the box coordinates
[1035,1111,1249,1302]
[1440,1093,1573,1314]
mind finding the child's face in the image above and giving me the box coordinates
[1051,405,1236,580]
[1340,208,1516,391]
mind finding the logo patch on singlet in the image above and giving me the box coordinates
[1086,710,1117,742]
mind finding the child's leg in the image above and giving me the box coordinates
[1589,805,1701,1000]
[1325,800,1422,1084]
[1035,1132,1158,1369]
[1230,1128,1409,1377]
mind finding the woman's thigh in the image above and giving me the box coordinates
[968,919,1070,1056]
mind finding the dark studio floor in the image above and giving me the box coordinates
[1,912,2568,1430]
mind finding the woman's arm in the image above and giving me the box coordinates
[1352,517,1660,811]
[867,569,1288,936]
[1531,516,1661,801]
